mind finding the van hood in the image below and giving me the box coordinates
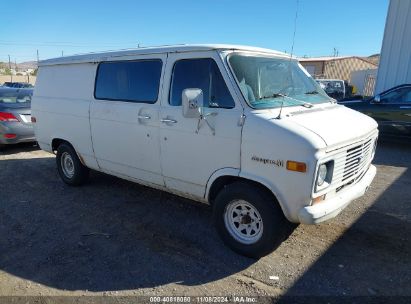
[285,104,378,147]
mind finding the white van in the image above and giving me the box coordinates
[32,45,378,258]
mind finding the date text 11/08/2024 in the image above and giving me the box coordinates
[149,296,257,303]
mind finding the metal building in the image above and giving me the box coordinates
[299,56,377,81]
[375,0,411,94]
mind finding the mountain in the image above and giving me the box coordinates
[17,61,37,70]
[0,61,37,70]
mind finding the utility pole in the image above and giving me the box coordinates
[36,49,39,63]
[8,55,12,82]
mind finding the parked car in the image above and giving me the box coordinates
[3,82,34,88]
[0,87,35,148]
[342,84,411,139]
[32,44,378,258]
[316,79,357,101]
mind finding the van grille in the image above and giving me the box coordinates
[330,135,376,191]
[342,139,373,181]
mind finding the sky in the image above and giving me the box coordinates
[0,0,389,63]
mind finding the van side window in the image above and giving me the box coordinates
[94,60,162,103]
[170,58,235,108]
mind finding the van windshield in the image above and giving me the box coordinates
[228,54,330,109]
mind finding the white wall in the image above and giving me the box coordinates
[351,69,378,96]
[375,0,411,94]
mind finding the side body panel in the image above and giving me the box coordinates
[89,54,167,186]
[240,111,323,222]
[32,63,99,169]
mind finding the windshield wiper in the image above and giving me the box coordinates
[305,90,319,95]
[258,93,287,100]
[255,92,314,119]
[258,92,313,108]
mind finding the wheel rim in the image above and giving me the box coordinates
[61,152,75,178]
[224,200,264,245]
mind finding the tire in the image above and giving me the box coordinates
[213,182,292,258]
[56,143,89,186]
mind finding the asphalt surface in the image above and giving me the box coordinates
[0,141,410,302]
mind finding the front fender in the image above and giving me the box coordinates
[204,167,240,200]
[239,171,293,222]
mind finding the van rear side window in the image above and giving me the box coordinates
[94,60,162,103]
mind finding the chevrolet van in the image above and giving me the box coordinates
[32,45,378,257]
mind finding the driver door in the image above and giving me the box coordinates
[159,51,244,198]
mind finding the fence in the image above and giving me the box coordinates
[0,75,36,85]
[363,74,376,97]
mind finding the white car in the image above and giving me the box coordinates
[32,44,378,258]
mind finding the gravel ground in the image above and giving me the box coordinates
[0,141,410,302]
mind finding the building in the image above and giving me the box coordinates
[299,56,377,81]
[350,68,378,97]
[375,0,411,94]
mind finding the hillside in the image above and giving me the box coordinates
[0,61,37,70]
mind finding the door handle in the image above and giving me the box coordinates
[138,115,151,120]
[160,118,177,124]
[400,106,411,109]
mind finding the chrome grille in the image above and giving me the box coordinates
[331,135,376,190]
[342,139,373,181]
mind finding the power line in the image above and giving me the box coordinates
[0,54,36,58]
[0,40,139,44]
[0,40,140,48]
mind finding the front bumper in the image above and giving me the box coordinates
[298,164,377,224]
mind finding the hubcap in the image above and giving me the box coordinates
[224,200,263,245]
[61,152,75,178]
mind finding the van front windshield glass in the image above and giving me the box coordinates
[228,54,330,109]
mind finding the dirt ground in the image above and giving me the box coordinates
[0,141,410,302]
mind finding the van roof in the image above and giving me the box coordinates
[39,44,289,66]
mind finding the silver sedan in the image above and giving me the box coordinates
[0,87,35,148]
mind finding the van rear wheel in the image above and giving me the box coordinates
[213,182,291,258]
[56,143,89,186]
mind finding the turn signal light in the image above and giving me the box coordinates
[31,116,37,123]
[286,160,307,173]
[312,194,326,205]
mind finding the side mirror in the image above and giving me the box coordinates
[373,95,381,103]
[182,88,203,118]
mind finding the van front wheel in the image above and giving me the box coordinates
[56,143,89,186]
[213,182,291,258]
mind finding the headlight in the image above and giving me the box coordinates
[315,160,334,191]
[317,164,327,186]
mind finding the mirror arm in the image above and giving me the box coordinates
[195,112,218,135]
